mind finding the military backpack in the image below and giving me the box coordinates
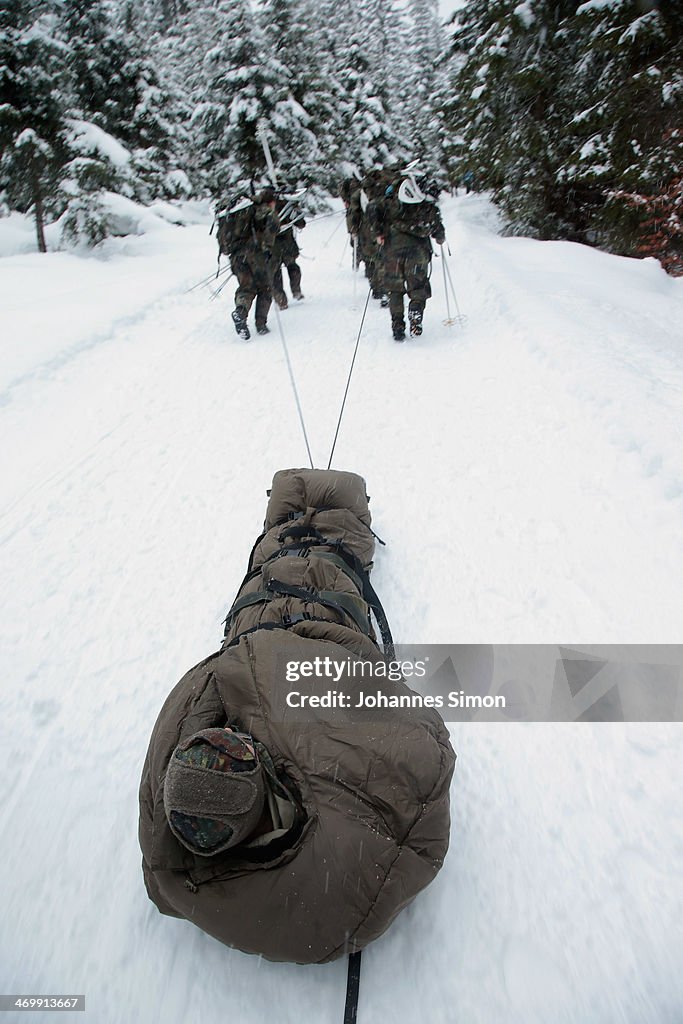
[215,197,255,257]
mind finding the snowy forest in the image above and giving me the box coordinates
[1,0,681,270]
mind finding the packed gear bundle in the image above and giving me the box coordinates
[215,196,256,258]
[139,468,455,974]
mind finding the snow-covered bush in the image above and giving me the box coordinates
[60,192,113,247]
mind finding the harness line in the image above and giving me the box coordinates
[327,287,372,470]
[272,302,315,469]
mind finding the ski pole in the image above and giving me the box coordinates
[444,255,465,321]
[338,234,350,268]
[209,272,234,301]
[185,264,231,294]
[440,244,452,322]
[323,214,345,247]
[353,237,358,301]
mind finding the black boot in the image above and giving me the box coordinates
[275,294,288,310]
[408,305,423,337]
[392,318,406,342]
[232,306,250,340]
[256,322,270,336]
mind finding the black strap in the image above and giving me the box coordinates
[277,529,395,659]
[225,578,371,636]
[344,951,362,1024]
[222,615,345,649]
[227,523,395,658]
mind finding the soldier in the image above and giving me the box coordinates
[373,171,445,341]
[347,169,389,302]
[344,175,363,269]
[362,168,391,305]
[272,191,306,309]
[229,187,279,340]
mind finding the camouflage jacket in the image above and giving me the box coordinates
[273,198,305,263]
[231,201,279,262]
[372,194,445,256]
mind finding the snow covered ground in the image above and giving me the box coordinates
[1,196,681,1023]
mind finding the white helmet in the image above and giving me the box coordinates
[397,175,427,204]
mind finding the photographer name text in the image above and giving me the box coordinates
[285,689,506,710]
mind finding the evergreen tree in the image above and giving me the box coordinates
[446,0,578,236]
[560,0,683,258]
[257,0,327,198]
[298,0,350,186]
[121,1,192,201]
[192,0,317,197]
[0,0,70,250]
[55,0,189,242]
[405,0,448,178]
[318,0,401,176]
[361,0,409,167]
[445,0,683,267]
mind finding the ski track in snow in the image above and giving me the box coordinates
[0,197,681,1023]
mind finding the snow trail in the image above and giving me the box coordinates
[1,197,681,1023]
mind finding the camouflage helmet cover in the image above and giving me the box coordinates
[163,728,266,856]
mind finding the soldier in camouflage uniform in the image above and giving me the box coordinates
[371,175,445,341]
[230,187,280,340]
[344,177,363,269]
[360,169,391,303]
[272,193,306,309]
[348,170,388,301]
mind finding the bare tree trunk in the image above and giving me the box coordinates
[33,171,47,253]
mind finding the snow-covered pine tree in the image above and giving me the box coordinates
[319,0,400,177]
[445,0,515,194]
[359,0,409,168]
[55,0,190,242]
[294,0,349,188]
[142,0,215,194]
[447,0,586,237]
[257,0,327,203]
[119,1,193,202]
[61,0,178,175]
[404,0,448,181]
[382,1,419,165]
[0,0,70,251]
[444,0,682,266]
[192,0,317,202]
[492,1,579,238]
[559,0,683,261]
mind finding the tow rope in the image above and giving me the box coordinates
[272,301,314,469]
[327,287,372,470]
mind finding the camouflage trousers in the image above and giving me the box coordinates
[230,251,273,327]
[360,241,385,297]
[383,251,432,320]
[272,261,302,303]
